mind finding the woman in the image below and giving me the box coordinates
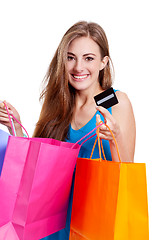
[0,21,136,239]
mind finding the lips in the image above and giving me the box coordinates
[71,74,89,81]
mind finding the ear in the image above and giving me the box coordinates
[100,56,109,71]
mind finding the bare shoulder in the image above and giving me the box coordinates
[112,91,135,123]
[116,91,132,107]
[114,91,133,112]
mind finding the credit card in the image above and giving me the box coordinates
[94,87,118,109]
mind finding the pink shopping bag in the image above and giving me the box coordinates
[0,134,81,240]
[0,104,82,240]
[0,103,100,240]
[0,136,80,240]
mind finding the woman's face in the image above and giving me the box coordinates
[66,36,108,93]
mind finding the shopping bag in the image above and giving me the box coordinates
[0,129,9,175]
[0,104,82,240]
[70,124,149,240]
[0,103,102,240]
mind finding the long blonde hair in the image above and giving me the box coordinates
[33,21,114,140]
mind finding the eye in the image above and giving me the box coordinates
[86,56,94,61]
[67,55,75,61]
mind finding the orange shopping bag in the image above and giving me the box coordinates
[70,123,149,240]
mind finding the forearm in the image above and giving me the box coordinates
[8,124,23,137]
[96,92,136,163]
[15,125,24,137]
[109,133,134,163]
[0,101,24,137]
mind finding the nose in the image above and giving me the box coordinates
[73,59,84,72]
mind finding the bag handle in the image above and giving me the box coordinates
[89,128,106,161]
[71,122,104,149]
[4,102,29,138]
[4,102,122,162]
[72,121,121,163]
[90,121,121,163]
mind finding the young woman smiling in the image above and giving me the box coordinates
[0,21,136,239]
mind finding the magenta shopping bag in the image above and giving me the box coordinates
[0,104,82,240]
[0,103,100,240]
[0,134,81,240]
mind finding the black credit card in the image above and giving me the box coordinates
[94,87,118,109]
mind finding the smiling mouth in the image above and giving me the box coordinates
[71,74,89,80]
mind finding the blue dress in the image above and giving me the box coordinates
[41,108,113,240]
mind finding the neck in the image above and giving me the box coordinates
[75,85,103,108]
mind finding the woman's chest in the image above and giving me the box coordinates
[71,107,97,130]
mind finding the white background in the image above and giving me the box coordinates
[0,0,159,239]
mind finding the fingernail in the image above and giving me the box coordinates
[0,102,5,108]
[96,114,101,119]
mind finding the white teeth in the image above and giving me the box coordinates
[73,75,88,79]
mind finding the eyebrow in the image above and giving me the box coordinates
[67,52,96,57]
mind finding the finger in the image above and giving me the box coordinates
[0,111,9,118]
[96,114,102,125]
[0,112,13,120]
[0,117,10,123]
[0,102,5,109]
[0,101,14,115]
[0,108,7,114]
[99,126,112,138]
[96,115,111,138]
[99,132,113,140]
[96,114,110,133]
[96,106,115,123]
[0,109,13,117]
[99,128,111,135]
[0,107,13,114]
[3,101,15,112]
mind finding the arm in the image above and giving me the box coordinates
[0,101,23,137]
[96,91,136,162]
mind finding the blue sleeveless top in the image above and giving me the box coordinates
[41,107,113,240]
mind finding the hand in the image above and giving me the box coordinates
[0,101,23,136]
[96,106,120,142]
[96,91,136,163]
